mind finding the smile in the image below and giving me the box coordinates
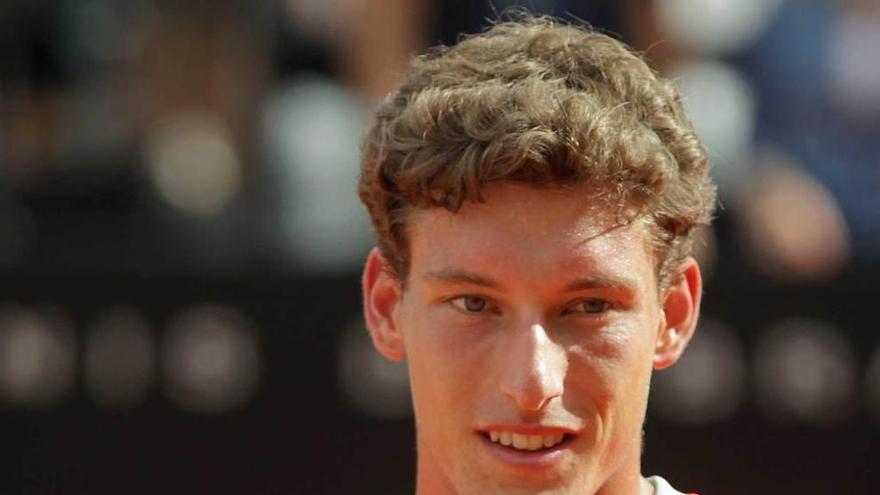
[486,430,568,451]
[476,426,576,469]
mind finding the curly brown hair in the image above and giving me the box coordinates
[358,14,716,288]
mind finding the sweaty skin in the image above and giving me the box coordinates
[363,182,701,495]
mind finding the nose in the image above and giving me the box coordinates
[500,323,566,412]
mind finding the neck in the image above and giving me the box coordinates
[594,445,649,495]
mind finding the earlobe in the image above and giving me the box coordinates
[654,257,702,369]
[362,248,407,361]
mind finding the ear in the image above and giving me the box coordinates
[362,247,406,361]
[653,257,702,370]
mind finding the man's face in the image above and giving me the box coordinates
[365,182,697,495]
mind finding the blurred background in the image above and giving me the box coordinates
[0,0,877,493]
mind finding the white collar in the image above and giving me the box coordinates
[645,475,689,495]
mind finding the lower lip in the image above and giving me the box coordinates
[477,433,572,470]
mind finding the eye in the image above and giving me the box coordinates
[451,295,491,313]
[569,299,611,315]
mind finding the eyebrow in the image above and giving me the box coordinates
[423,269,502,290]
[564,275,639,292]
[423,268,638,293]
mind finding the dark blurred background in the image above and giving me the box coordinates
[0,0,877,493]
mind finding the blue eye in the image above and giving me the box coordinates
[575,299,609,314]
[463,296,487,312]
[452,296,489,312]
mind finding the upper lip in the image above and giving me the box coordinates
[477,424,579,435]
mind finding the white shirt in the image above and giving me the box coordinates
[646,475,691,495]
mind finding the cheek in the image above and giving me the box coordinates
[402,307,495,411]
[564,319,656,408]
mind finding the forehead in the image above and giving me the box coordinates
[406,182,656,291]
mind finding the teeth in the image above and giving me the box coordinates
[486,431,566,451]
[500,431,512,446]
[528,434,543,450]
[512,433,528,449]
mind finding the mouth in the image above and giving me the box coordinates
[475,426,576,469]
[481,430,572,452]
[475,424,578,461]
